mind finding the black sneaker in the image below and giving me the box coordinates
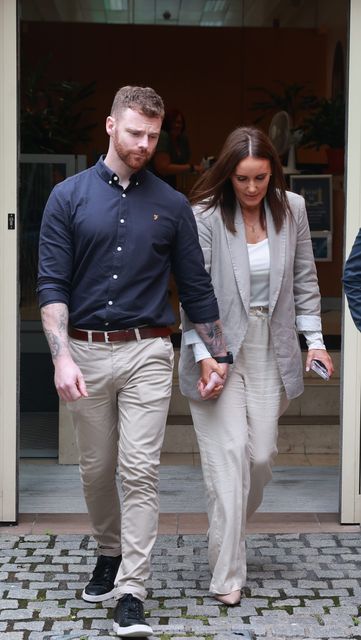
[113,593,153,637]
[82,554,122,602]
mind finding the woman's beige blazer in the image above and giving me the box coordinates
[178,191,322,401]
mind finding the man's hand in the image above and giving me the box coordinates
[40,303,88,402]
[197,357,228,400]
[54,355,88,402]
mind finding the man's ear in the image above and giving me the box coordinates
[106,116,115,136]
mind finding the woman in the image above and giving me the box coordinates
[178,126,333,606]
[152,108,202,188]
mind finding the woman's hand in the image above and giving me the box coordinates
[305,349,334,378]
[197,357,228,400]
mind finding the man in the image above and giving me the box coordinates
[343,228,361,331]
[37,86,227,637]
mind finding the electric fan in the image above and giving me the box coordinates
[269,111,300,174]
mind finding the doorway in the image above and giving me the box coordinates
[2,0,359,523]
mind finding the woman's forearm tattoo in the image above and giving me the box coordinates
[194,320,226,357]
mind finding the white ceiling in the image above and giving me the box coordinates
[20,0,347,29]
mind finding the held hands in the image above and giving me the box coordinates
[197,357,228,400]
[305,349,334,379]
[54,355,88,402]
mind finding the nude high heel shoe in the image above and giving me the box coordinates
[214,589,241,606]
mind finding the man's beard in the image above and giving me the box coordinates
[113,137,151,170]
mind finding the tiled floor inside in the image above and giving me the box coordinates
[19,453,339,515]
[4,452,357,536]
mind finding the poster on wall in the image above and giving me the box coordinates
[290,174,333,261]
[309,231,333,262]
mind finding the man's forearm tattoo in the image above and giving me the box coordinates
[57,308,68,335]
[41,305,69,360]
[44,329,62,359]
[194,320,226,357]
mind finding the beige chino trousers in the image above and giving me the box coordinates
[67,336,174,601]
[189,310,289,595]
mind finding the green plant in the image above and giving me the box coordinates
[250,82,319,127]
[21,56,96,153]
[301,94,346,149]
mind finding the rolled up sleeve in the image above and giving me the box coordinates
[171,199,219,324]
[37,186,73,309]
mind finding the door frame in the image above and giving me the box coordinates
[0,0,18,523]
[1,0,361,524]
[340,0,361,523]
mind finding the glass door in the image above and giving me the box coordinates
[19,154,86,458]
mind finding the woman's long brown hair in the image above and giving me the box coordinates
[190,126,291,233]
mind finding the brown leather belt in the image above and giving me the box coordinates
[69,326,172,343]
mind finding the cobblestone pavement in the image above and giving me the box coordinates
[1,532,361,640]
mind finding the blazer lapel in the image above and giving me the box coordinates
[225,201,250,311]
[266,200,286,315]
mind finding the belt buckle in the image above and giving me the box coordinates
[104,331,110,343]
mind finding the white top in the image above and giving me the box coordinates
[248,238,270,307]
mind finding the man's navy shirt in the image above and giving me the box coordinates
[37,156,219,330]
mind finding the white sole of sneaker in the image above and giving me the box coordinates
[113,621,153,637]
[82,586,118,602]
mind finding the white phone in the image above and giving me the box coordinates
[310,359,330,380]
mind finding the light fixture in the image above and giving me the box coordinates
[105,0,128,11]
[200,19,223,26]
[204,0,227,12]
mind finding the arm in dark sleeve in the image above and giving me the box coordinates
[37,185,73,308]
[343,228,361,331]
[171,198,219,324]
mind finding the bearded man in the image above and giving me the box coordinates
[37,85,226,637]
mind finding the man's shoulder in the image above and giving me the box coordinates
[52,165,96,195]
[144,169,188,204]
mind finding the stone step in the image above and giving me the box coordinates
[163,415,340,456]
[170,350,341,417]
[169,377,340,417]
[284,377,340,416]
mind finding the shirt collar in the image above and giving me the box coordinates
[96,155,146,187]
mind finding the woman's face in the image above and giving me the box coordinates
[170,114,183,136]
[231,156,272,212]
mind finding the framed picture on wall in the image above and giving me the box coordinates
[289,174,333,232]
[290,174,333,261]
[309,231,332,262]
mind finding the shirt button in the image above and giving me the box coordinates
[122,193,126,198]
[112,274,118,279]
[120,219,125,223]
[117,246,122,251]
[108,300,113,305]
[105,322,109,326]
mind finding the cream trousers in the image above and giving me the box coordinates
[67,336,174,601]
[189,310,289,595]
